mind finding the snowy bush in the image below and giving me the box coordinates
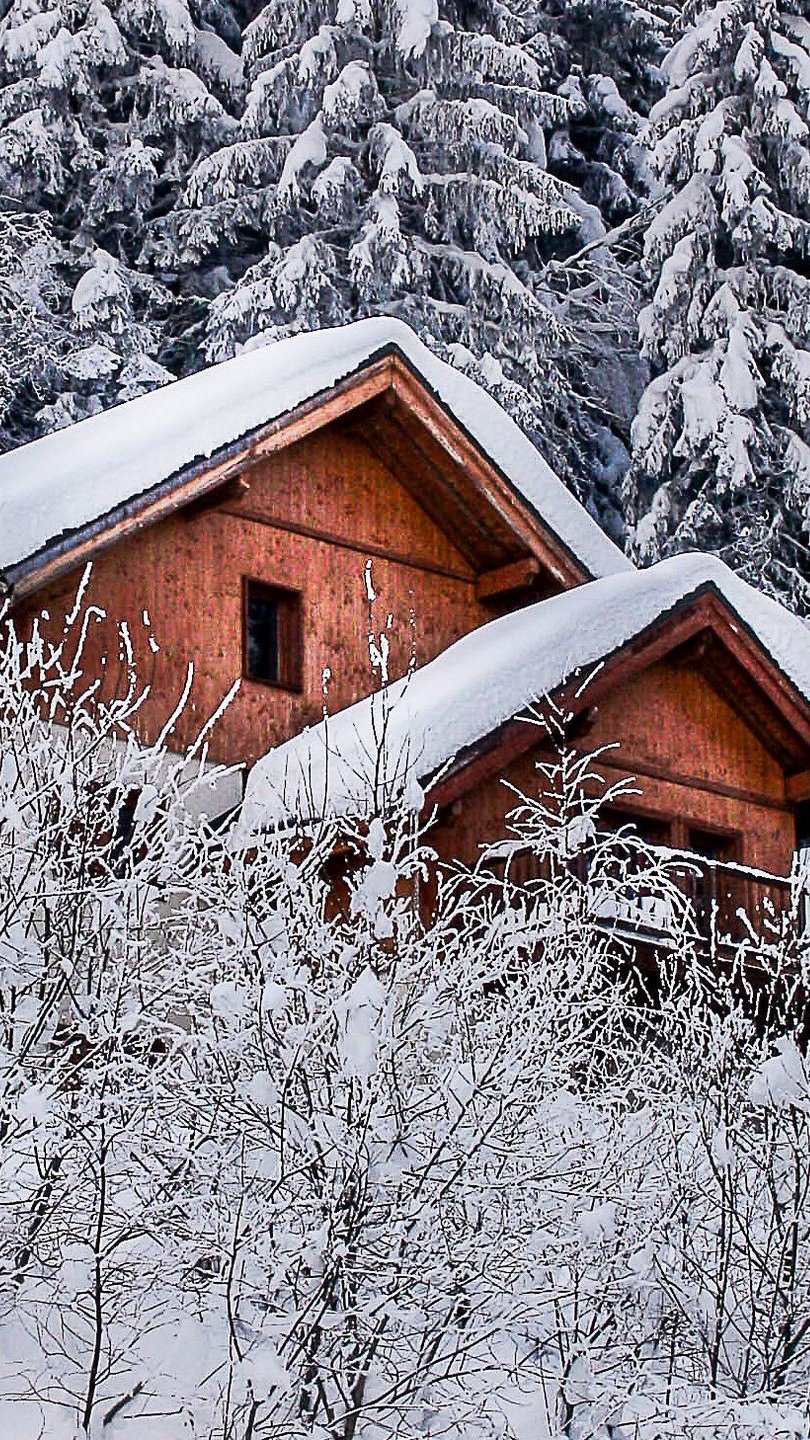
[2,587,810,1436]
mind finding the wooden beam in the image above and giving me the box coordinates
[9,348,590,603]
[9,362,398,602]
[426,590,810,813]
[787,769,810,803]
[383,390,518,560]
[567,704,600,742]
[388,364,587,589]
[182,475,250,520]
[220,507,474,583]
[427,606,718,810]
[599,755,792,814]
[697,596,810,765]
[475,557,540,601]
[702,648,799,769]
[428,712,548,811]
[428,698,795,819]
[357,398,505,570]
[668,624,806,769]
[669,630,713,667]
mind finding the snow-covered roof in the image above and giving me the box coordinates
[0,317,629,586]
[238,553,810,834]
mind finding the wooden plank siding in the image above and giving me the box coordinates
[11,390,810,892]
[7,354,587,604]
[430,655,797,877]
[15,424,518,767]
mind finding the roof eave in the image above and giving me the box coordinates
[2,350,399,600]
[2,341,605,602]
[424,581,810,813]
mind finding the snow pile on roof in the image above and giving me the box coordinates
[237,553,810,835]
[0,317,629,583]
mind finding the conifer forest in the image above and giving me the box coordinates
[1,0,809,604]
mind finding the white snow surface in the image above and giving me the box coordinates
[0,317,628,582]
[238,553,810,833]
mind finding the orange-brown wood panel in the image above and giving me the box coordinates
[591,660,787,805]
[432,753,794,877]
[228,427,476,574]
[429,658,797,877]
[16,424,496,767]
[18,414,803,881]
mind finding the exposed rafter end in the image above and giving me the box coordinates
[181,475,251,521]
[787,769,810,803]
[475,557,541,601]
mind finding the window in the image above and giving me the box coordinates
[113,789,139,861]
[687,825,738,863]
[601,807,672,849]
[243,579,302,690]
[796,801,810,854]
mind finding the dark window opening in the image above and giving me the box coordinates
[102,786,142,879]
[503,848,547,887]
[243,579,302,691]
[601,807,672,849]
[113,790,138,855]
[796,801,810,853]
[688,826,739,863]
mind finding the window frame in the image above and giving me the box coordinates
[686,822,741,864]
[600,804,673,850]
[242,576,304,693]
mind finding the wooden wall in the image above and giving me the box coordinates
[17,417,803,881]
[18,426,501,767]
[432,657,797,877]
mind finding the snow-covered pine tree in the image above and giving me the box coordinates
[623,0,810,609]
[534,0,675,523]
[0,0,244,435]
[0,206,65,443]
[553,2,676,109]
[168,0,657,531]
[0,0,671,533]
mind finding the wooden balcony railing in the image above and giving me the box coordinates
[585,851,800,954]
[666,854,797,952]
[493,844,803,954]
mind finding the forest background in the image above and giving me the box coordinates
[1,0,809,606]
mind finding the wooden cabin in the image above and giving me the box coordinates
[238,548,810,951]
[2,318,810,949]
[0,320,623,768]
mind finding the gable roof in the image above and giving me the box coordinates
[237,553,810,834]
[0,318,629,596]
